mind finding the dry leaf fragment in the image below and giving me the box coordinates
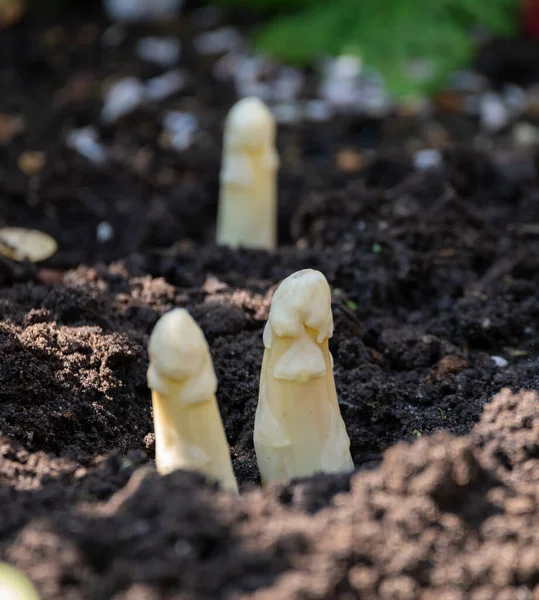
[0,114,25,144]
[336,149,363,172]
[0,227,57,262]
[17,151,46,176]
[0,0,24,30]
[428,354,470,382]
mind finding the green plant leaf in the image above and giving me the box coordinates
[217,0,519,97]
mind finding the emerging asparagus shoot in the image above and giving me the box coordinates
[254,269,354,484]
[147,308,238,493]
[216,96,279,250]
[0,562,39,600]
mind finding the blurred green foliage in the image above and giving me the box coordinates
[215,0,518,96]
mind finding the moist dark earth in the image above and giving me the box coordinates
[2,5,539,599]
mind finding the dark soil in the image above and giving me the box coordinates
[2,5,539,599]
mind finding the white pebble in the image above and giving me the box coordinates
[490,355,508,368]
[272,102,302,125]
[145,70,185,101]
[105,0,182,22]
[304,99,333,122]
[480,92,509,132]
[66,127,107,165]
[320,78,360,111]
[162,111,197,134]
[272,67,304,102]
[97,221,114,243]
[330,54,362,79]
[101,77,145,123]
[414,149,442,171]
[137,37,181,67]
[170,129,195,151]
[319,56,363,111]
[358,84,392,117]
[513,122,539,147]
[194,27,243,55]
[234,55,265,84]
[163,111,198,152]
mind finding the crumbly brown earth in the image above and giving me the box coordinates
[1,4,539,599]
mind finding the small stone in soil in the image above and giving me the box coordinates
[101,77,145,124]
[358,84,392,117]
[490,355,508,368]
[320,79,359,111]
[480,92,509,132]
[162,111,198,151]
[170,130,195,152]
[234,55,269,82]
[163,110,196,130]
[414,149,442,171]
[104,0,182,22]
[512,122,539,147]
[66,127,107,165]
[329,55,363,79]
[319,55,363,112]
[96,222,114,243]
[137,37,181,67]
[145,70,185,102]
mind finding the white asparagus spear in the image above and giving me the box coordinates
[0,562,39,600]
[216,96,279,250]
[147,308,238,493]
[255,269,354,484]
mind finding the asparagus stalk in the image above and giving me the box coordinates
[216,96,279,250]
[255,269,354,484]
[147,309,238,493]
